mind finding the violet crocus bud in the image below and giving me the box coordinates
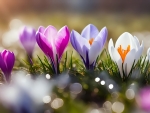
[136,86,150,112]
[19,26,36,58]
[36,25,70,74]
[0,50,15,83]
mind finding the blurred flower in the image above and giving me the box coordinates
[0,72,52,113]
[36,25,70,74]
[19,26,36,57]
[70,24,107,70]
[136,86,150,112]
[146,48,150,62]
[0,50,15,82]
[108,32,143,78]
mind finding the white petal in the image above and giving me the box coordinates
[111,46,122,63]
[134,42,144,64]
[117,59,123,78]
[123,49,136,76]
[115,32,132,49]
[130,36,137,50]
[133,36,140,48]
[108,38,115,61]
[89,41,102,64]
[147,48,150,62]
[111,47,123,77]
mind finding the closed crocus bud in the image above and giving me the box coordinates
[70,24,108,70]
[19,26,36,57]
[0,50,15,83]
[108,32,143,78]
[36,25,70,74]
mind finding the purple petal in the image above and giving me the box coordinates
[81,24,99,40]
[37,26,45,33]
[20,26,36,55]
[0,52,7,75]
[89,41,103,65]
[88,27,108,64]
[1,50,7,59]
[0,50,15,82]
[70,30,90,61]
[4,51,15,77]
[43,25,57,41]
[36,32,54,61]
[94,27,108,46]
[55,26,70,60]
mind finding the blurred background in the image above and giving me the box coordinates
[1,1,150,113]
[0,0,150,60]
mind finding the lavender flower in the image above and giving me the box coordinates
[19,26,36,57]
[70,24,108,70]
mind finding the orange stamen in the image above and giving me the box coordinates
[117,45,130,62]
[89,38,94,45]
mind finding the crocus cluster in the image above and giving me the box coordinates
[0,23,147,82]
[18,24,145,78]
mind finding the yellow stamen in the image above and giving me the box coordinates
[117,45,130,62]
[89,38,94,45]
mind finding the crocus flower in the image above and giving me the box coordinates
[36,25,70,74]
[108,32,143,78]
[70,24,108,70]
[0,50,15,82]
[19,26,36,57]
[136,86,150,112]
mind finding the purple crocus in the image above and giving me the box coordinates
[0,50,15,82]
[136,87,150,112]
[70,24,108,70]
[19,26,36,57]
[36,25,70,74]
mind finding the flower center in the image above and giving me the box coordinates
[89,38,94,45]
[117,45,130,62]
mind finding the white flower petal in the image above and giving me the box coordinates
[134,42,144,64]
[111,46,123,77]
[111,46,122,63]
[108,38,115,61]
[123,49,136,76]
[130,36,137,50]
[133,36,140,48]
[89,41,102,64]
[147,48,150,62]
[115,32,132,49]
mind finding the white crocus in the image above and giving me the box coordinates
[108,32,143,78]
